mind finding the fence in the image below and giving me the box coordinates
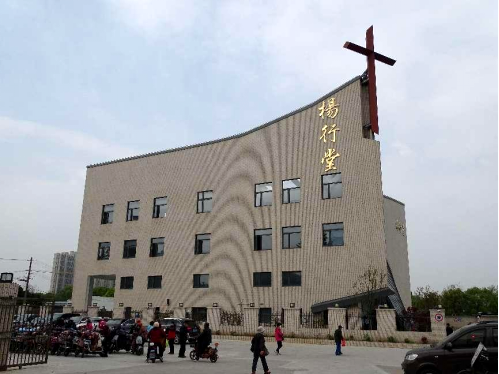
[300,312,327,328]
[346,312,377,330]
[396,314,432,332]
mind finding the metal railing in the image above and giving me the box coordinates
[300,312,327,328]
[346,312,377,330]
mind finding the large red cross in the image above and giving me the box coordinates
[344,26,396,134]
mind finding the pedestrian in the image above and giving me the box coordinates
[334,325,343,356]
[251,326,270,374]
[196,322,212,359]
[148,322,166,360]
[274,323,284,355]
[147,321,154,333]
[99,320,110,356]
[178,320,188,358]
[167,324,176,354]
[446,323,453,336]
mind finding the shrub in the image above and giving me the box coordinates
[347,335,355,341]
[421,336,428,344]
[363,334,372,342]
[327,333,334,340]
[288,332,296,339]
[387,336,397,343]
[404,338,413,344]
[230,331,238,336]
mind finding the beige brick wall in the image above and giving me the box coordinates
[72,77,393,313]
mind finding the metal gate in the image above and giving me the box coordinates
[0,297,55,371]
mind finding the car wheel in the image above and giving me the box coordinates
[74,349,79,357]
[174,337,179,345]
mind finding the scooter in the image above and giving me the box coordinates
[457,343,491,374]
[145,341,163,363]
[189,342,219,363]
[74,331,107,358]
[131,335,144,356]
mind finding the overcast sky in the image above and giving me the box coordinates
[0,1,496,293]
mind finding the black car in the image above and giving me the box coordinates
[402,321,497,374]
[160,318,200,344]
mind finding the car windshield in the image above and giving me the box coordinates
[70,316,81,323]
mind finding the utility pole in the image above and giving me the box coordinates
[23,257,33,304]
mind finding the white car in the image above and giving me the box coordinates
[76,317,103,330]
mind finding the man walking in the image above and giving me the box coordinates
[334,325,343,356]
[251,326,271,374]
[178,320,188,358]
[446,323,453,336]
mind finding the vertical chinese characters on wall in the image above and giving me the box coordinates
[318,98,341,172]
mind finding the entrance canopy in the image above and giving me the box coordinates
[311,287,394,314]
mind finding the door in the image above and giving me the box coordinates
[443,328,486,374]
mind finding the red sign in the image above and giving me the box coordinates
[435,313,444,322]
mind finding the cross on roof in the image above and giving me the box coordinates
[344,26,396,135]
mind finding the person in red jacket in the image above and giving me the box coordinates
[148,322,167,358]
[167,324,176,355]
[274,323,284,355]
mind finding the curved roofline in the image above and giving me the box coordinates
[88,75,361,168]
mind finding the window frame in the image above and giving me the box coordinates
[97,242,111,260]
[322,173,342,200]
[126,200,140,222]
[322,222,345,247]
[193,274,209,289]
[197,190,213,213]
[123,239,137,259]
[147,275,162,289]
[253,272,272,287]
[282,178,301,204]
[258,308,272,325]
[152,196,168,218]
[282,271,302,287]
[255,182,273,207]
[195,233,211,255]
[282,226,301,249]
[120,276,134,290]
[254,228,272,251]
[101,204,114,224]
[150,237,165,257]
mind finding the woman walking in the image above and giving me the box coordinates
[251,326,271,374]
[274,323,284,355]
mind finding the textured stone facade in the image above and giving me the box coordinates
[72,75,410,314]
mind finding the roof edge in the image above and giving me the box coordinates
[87,75,361,169]
[383,195,405,206]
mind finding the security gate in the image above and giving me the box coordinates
[0,297,54,371]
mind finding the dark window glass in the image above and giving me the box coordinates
[101,204,114,224]
[197,191,213,213]
[322,173,342,199]
[253,272,272,287]
[97,242,110,260]
[282,179,301,204]
[147,275,162,289]
[258,308,272,324]
[120,276,134,290]
[150,237,165,257]
[282,226,301,249]
[282,271,302,287]
[195,234,211,255]
[193,274,209,288]
[452,329,486,349]
[323,223,344,246]
[255,183,273,207]
[254,229,272,251]
[492,329,498,347]
[127,200,140,221]
[123,240,137,259]
[153,197,168,218]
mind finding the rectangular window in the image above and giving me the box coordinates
[193,274,209,288]
[254,229,272,251]
[282,178,301,204]
[126,200,140,221]
[258,308,272,325]
[255,183,273,207]
[123,240,137,259]
[282,271,302,287]
[153,197,168,218]
[282,226,301,249]
[323,223,344,246]
[453,329,486,349]
[322,173,342,199]
[195,234,211,255]
[197,191,213,213]
[147,275,162,289]
[120,276,134,290]
[97,242,110,260]
[101,204,114,224]
[150,237,165,257]
[253,272,272,287]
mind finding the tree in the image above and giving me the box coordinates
[441,285,465,315]
[55,285,73,301]
[92,287,114,297]
[411,286,441,311]
[353,265,387,315]
[462,286,498,315]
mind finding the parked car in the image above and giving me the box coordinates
[401,321,497,374]
[52,313,81,325]
[76,317,102,330]
[160,318,200,344]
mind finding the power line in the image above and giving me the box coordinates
[0,258,30,261]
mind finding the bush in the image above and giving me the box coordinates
[230,331,238,336]
[404,338,413,344]
[327,334,334,340]
[421,336,428,344]
[214,330,221,335]
[288,332,296,339]
[347,335,355,341]
[363,334,372,342]
[387,336,397,343]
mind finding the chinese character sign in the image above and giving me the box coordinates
[318,97,341,172]
[318,98,339,119]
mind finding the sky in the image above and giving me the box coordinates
[0,0,497,293]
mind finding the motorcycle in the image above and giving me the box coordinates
[189,342,219,363]
[107,327,131,353]
[131,334,144,356]
[74,330,107,358]
[457,343,491,374]
[145,341,163,363]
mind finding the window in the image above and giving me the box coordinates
[147,275,162,289]
[97,242,110,260]
[282,271,302,287]
[322,173,342,199]
[282,179,301,204]
[123,240,137,259]
[126,200,140,221]
[101,204,114,224]
[197,191,212,213]
[192,307,207,322]
[120,276,134,289]
[323,223,344,246]
[153,197,168,218]
[255,183,273,207]
[452,329,486,349]
[193,274,209,288]
[254,229,272,251]
[258,308,272,325]
[150,237,165,257]
[195,234,211,255]
[282,226,301,249]
[253,272,271,287]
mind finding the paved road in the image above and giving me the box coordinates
[18,339,407,374]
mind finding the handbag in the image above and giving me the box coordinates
[264,348,269,356]
[341,338,346,347]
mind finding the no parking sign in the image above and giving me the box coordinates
[435,313,444,322]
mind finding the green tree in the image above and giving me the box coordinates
[441,285,465,315]
[411,286,441,310]
[104,288,115,297]
[462,286,498,315]
[92,286,114,297]
[55,285,73,301]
